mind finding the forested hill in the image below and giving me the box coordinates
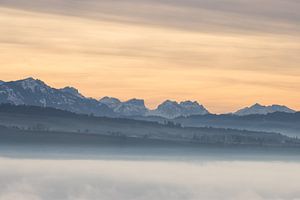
[0,104,299,147]
[172,112,300,137]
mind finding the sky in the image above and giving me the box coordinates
[0,0,299,113]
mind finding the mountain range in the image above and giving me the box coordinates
[0,77,297,118]
[147,100,209,118]
[234,103,295,116]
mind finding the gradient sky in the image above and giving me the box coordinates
[0,0,299,113]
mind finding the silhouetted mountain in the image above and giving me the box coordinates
[180,100,209,116]
[0,78,211,118]
[60,86,85,99]
[0,78,297,120]
[114,98,148,116]
[148,100,209,119]
[149,100,182,118]
[234,103,295,116]
[99,96,122,109]
[99,97,149,116]
[0,77,115,117]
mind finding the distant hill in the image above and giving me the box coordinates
[172,112,300,137]
[0,104,299,147]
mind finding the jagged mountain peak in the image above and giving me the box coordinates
[158,100,180,108]
[180,100,201,107]
[179,100,209,116]
[99,96,121,109]
[150,99,209,119]
[5,77,50,94]
[100,96,121,102]
[23,77,35,81]
[270,104,291,109]
[0,78,115,117]
[60,86,85,99]
[3,78,296,119]
[126,98,145,105]
[113,98,148,116]
[162,99,178,104]
[16,77,45,85]
[99,97,148,116]
[235,103,296,116]
[157,100,181,110]
[250,103,264,108]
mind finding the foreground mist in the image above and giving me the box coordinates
[0,157,300,200]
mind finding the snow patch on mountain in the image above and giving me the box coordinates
[0,77,114,117]
[148,100,209,119]
[149,100,182,119]
[60,87,85,99]
[180,101,209,116]
[99,96,121,109]
[2,77,296,118]
[6,87,25,105]
[14,77,47,93]
[114,98,148,116]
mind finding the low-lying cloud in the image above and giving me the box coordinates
[0,158,300,200]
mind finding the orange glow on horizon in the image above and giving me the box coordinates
[0,7,299,113]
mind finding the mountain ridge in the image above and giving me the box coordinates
[234,103,296,116]
[0,77,297,117]
[0,78,210,118]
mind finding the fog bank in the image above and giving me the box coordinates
[0,158,300,200]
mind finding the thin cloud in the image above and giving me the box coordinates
[0,1,299,112]
[0,0,300,35]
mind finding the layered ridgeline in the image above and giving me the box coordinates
[0,104,299,147]
[234,103,295,116]
[0,78,299,137]
[169,104,299,137]
[0,77,209,118]
[0,78,296,118]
